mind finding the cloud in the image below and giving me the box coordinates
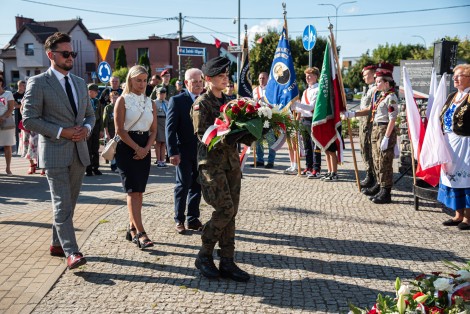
[345,5,358,14]
[245,19,282,43]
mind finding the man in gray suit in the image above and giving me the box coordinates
[23,32,95,270]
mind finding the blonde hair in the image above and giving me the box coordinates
[454,64,470,76]
[123,65,148,95]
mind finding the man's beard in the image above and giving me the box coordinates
[57,62,73,72]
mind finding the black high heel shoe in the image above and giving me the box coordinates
[126,225,137,243]
[134,232,154,249]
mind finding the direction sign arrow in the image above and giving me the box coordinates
[302,25,317,51]
[98,61,111,83]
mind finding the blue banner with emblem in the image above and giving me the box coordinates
[263,22,299,110]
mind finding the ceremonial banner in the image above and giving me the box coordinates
[311,40,344,162]
[263,21,299,110]
[238,35,253,98]
[425,68,438,120]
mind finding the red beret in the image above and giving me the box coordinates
[161,69,170,76]
[375,70,393,80]
[376,62,394,72]
[362,65,377,73]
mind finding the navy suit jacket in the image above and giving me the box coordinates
[165,90,198,157]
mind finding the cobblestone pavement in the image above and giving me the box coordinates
[22,139,468,314]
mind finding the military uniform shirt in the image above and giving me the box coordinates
[360,84,376,110]
[191,89,240,170]
[373,92,398,123]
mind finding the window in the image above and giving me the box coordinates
[113,48,119,62]
[25,43,34,56]
[137,48,149,61]
[11,71,20,82]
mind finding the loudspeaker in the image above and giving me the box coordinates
[433,40,458,75]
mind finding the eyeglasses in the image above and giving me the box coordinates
[453,74,470,80]
[52,51,78,59]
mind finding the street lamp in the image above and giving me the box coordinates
[412,35,427,48]
[318,1,357,44]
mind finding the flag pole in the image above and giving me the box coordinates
[282,2,301,175]
[327,22,360,191]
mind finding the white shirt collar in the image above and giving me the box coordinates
[188,91,199,100]
[457,87,470,101]
[50,67,69,81]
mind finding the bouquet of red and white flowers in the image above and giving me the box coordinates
[349,260,470,314]
[202,97,298,150]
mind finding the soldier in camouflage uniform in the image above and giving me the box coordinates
[357,64,377,188]
[190,56,250,282]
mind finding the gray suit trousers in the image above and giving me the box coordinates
[47,146,85,257]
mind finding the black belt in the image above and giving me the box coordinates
[373,122,388,126]
[157,116,166,118]
[128,130,148,135]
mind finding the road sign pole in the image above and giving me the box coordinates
[309,50,312,67]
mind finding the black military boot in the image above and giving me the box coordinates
[195,254,220,279]
[361,183,380,196]
[219,257,250,282]
[359,173,374,189]
[372,187,392,204]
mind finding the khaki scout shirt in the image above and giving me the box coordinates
[373,91,398,123]
[190,88,240,170]
[359,83,376,123]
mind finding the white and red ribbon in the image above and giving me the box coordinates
[202,106,232,146]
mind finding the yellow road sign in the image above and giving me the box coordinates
[95,39,111,61]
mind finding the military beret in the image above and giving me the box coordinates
[202,56,231,77]
[87,84,99,91]
[376,62,394,73]
[362,64,377,73]
[161,69,170,76]
[375,70,394,80]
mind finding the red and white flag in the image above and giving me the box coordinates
[256,37,263,44]
[229,40,235,47]
[214,37,221,49]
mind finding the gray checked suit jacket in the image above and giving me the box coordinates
[22,68,96,168]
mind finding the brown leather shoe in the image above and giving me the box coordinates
[67,252,87,270]
[175,222,186,234]
[187,220,203,231]
[50,245,65,257]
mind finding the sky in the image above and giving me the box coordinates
[1,0,469,60]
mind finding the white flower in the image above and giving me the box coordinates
[433,278,453,291]
[397,284,411,296]
[263,120,270,128]
[456,270,470,281]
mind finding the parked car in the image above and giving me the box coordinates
[344,87,354,101]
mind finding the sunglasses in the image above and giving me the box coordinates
[52,51,78,59]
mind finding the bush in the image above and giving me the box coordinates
[112,68,129,85]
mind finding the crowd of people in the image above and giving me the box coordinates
[0,31,468,279]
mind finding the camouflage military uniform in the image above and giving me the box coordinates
[358,84,376,177]
[371,91,398,188]
[190,88,241,258]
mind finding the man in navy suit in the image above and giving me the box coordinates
[166,68,204,234]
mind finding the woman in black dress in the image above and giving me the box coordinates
[114,65,157,249]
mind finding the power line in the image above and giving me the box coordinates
[21,0,174,19]
[184,20,236,39]
[185,4,470,20]
[89,19,169,31]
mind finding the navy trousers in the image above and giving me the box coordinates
[174,152,201,224]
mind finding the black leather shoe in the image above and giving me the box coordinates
[442,219,463,226]
[457,222,470,230]
[187,220,203,231]
[264,162,274,169]
[362,183,380,196]
[195,255,219,279]
[219,257,250,282]
[250,161,264,167]
[372,188,392,204]
[85,170,93,176]
[93,169,102,175]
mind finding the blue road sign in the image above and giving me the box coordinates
[302,25,317,51]
[91,71,97,80]
[177,46,206,57]
[97,61,111,83]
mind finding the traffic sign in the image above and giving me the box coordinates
[177,46,206,57]
[228,45,242,53]
[97,61,111,83]
[91,71,97,80]
[302,25,317,51]
[95,39,111,61]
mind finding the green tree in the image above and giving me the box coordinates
[115,45,127,70]
[343,52,374,90]
[112,67,128,84]
[372,43,426,64]
[138,53,151,78]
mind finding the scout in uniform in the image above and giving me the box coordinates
[190,56,251,282]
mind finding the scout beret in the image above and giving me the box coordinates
[161,69,170,76]
[202,56,231,77]
[376,62,394,72]
[87,84,99,91]
[375,70,394,80]
[362,64,377,73]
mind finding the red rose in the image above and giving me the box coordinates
[255,102,261,109]
[449,273,461,279]
[415,274,426,280]
[220,104,228,112]
[246,104,256,114]
[237,99,246,107]
[431,272,442,276]
[231,105,241,114]
[451,285,470,302]
[413,292,425,300]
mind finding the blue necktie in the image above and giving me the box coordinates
[64,76,77,116]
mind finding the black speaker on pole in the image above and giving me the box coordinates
[433,39,458,75]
